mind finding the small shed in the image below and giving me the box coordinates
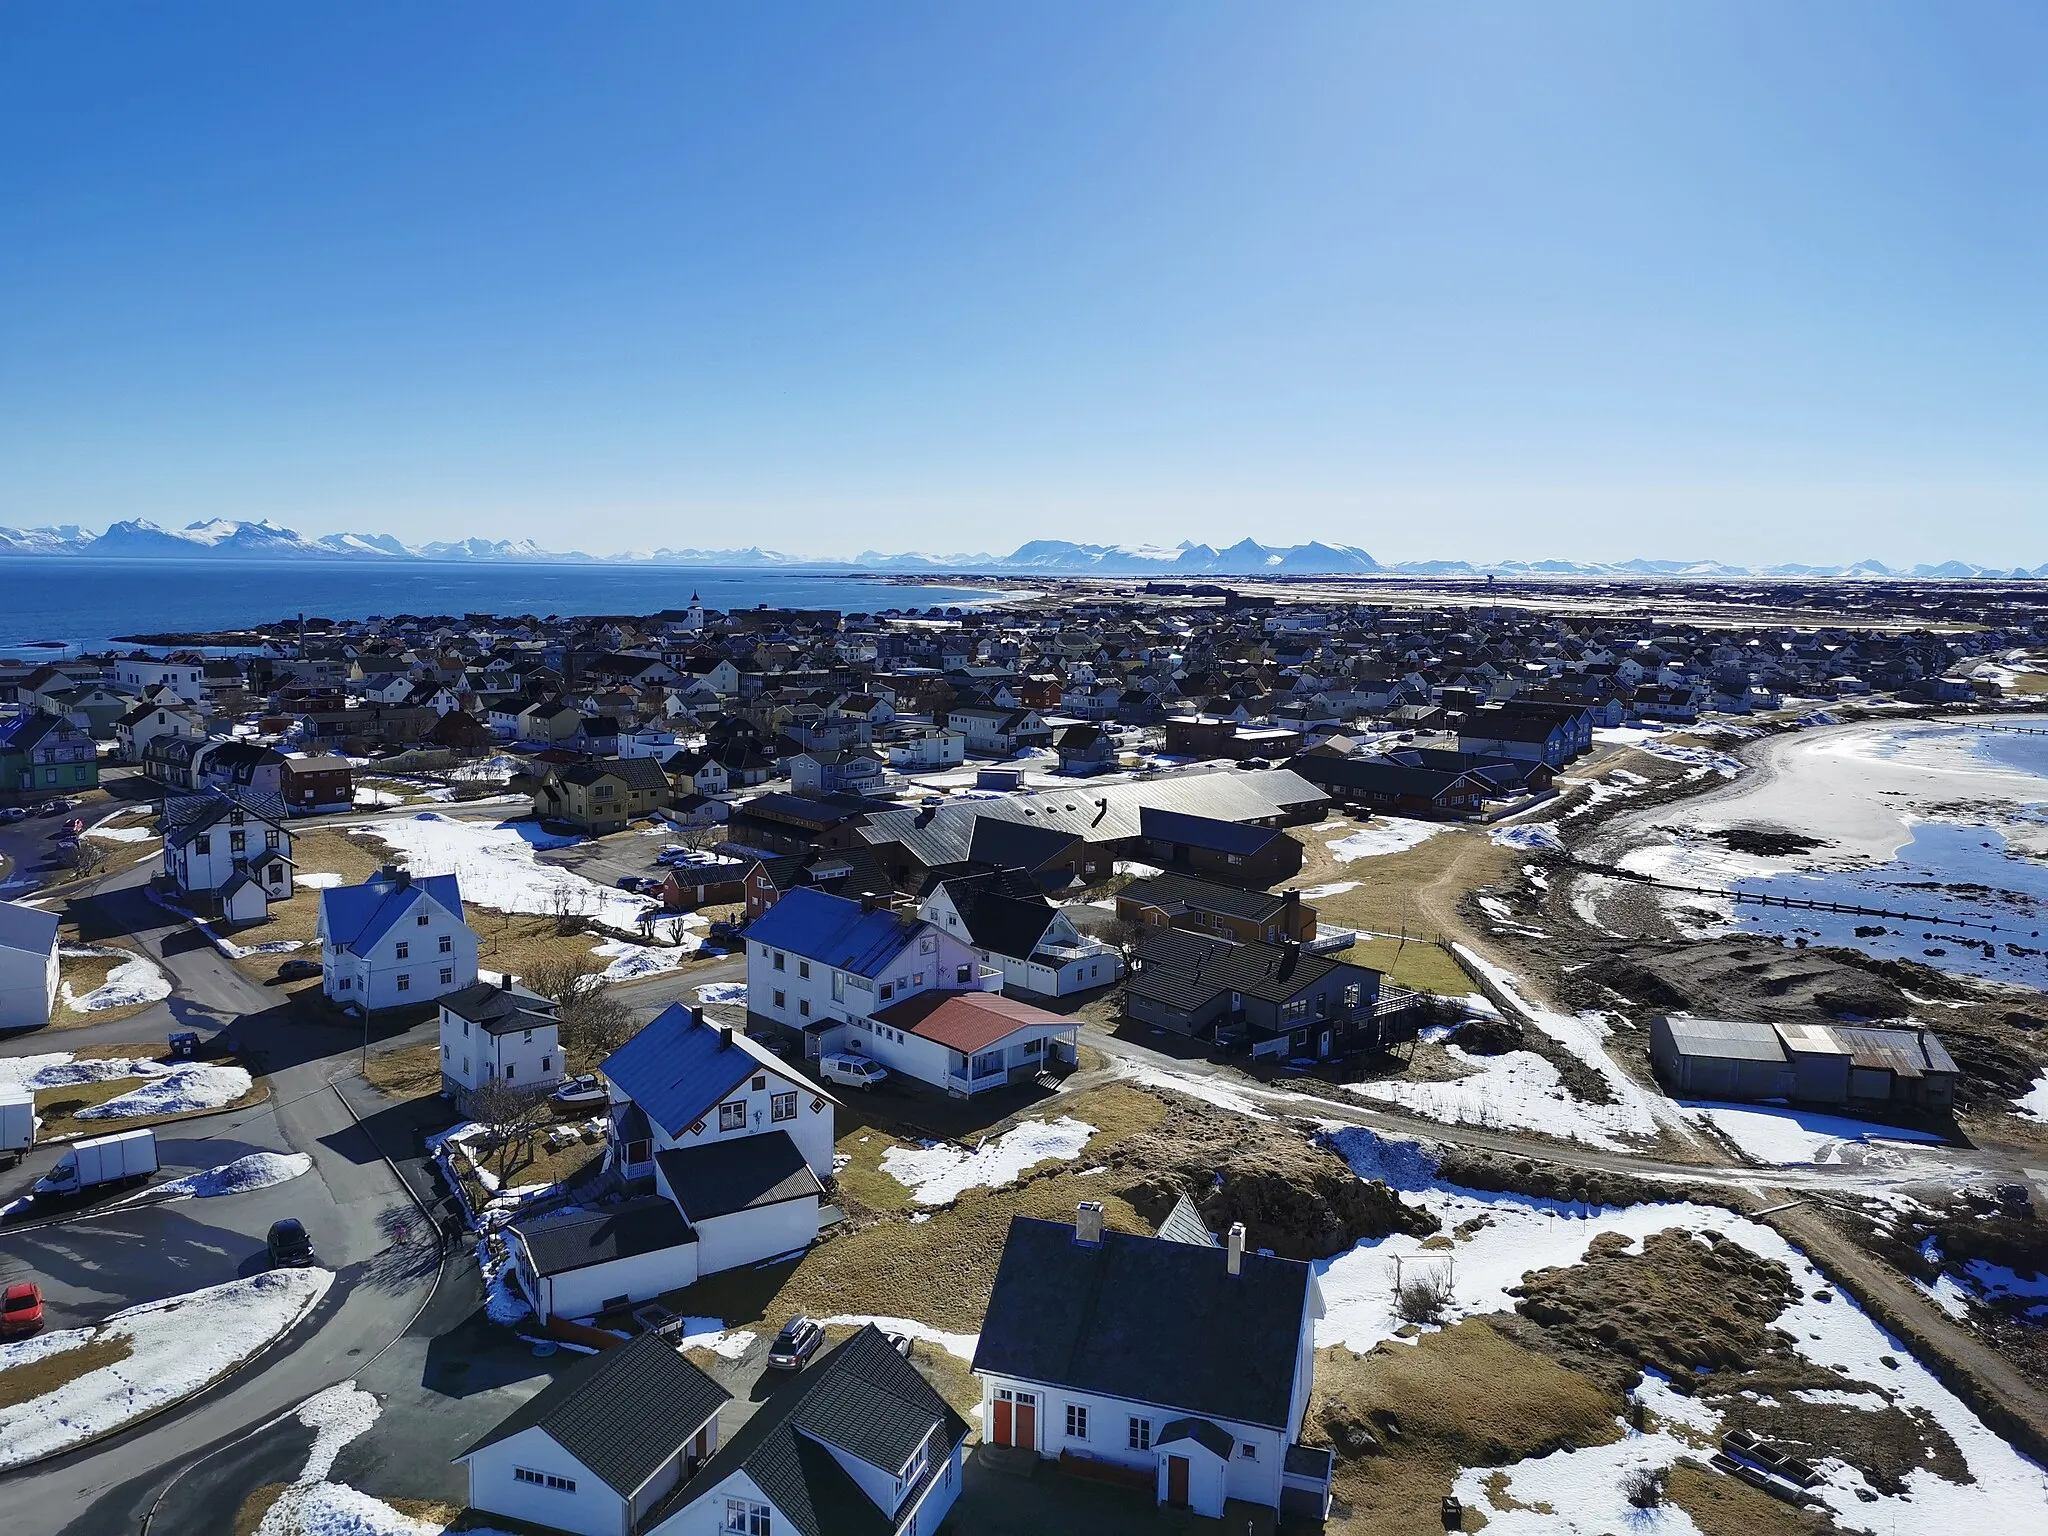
[1648,1016,1793,1100]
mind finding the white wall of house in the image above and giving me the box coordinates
[322,895,479,1012]
[113,657,206,701]
[515,1241,699,1322]
[641,1062,835,1179]
[747,925,987,1037]
[916,892,1121,998]
[168,817,292,900]
[976,1373,1288,1510]
[464,1429,623,1536]
[645,1469,777,1536]
[662,1194,818,1277]
[0,937,57,1030]
[885,730,966,769]
[1156,1439,1229,1519]
[439,1011,563,1096]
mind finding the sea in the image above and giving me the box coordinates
[0,557,1009,654]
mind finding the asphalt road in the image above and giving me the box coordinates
[0,860,442,1536]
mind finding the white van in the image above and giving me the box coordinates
[820,1054,889,1090]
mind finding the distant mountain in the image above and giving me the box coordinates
[0,518,2038,578]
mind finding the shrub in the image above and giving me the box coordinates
[1620,1464,1667,1509]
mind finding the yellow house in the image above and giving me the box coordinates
[534,757,671,833]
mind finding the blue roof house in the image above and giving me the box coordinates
[318,865,477,1013]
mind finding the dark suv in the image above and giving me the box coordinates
[267,1218,315,1267]
[767,1314,823,1371]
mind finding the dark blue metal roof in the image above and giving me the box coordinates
[743,886,919,979]
[600,1003,808,1138]
[318,871,465,956]
[1138,806,1279,858]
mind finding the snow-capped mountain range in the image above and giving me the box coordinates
[0,519,2040,580]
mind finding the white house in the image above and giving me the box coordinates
[161,788,295,923]
[945,705,1050,755]
[0,898,60,1030]
[972,1204,1334,1521]
[114,699,204,765]
[883,727,966,771]
[112,652,207,702]
[457,1333,730,1536]
[855,991,1079,1097]
[617,724,682,760]
[318,867,479,1012]
[641,1325,967,1536]
[504,1005,836,1321]
[918,871,1122,998]
[438,975,564,1099]
[741,887,999,1058]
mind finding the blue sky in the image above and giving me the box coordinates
[2,3,2043,564]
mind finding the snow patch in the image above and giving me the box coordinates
[354,812,657,928]
[819,1316,980,1360]
[879,1117,1096,1205]
[145,1152,311,1200]
[77,1063,251,1119]
[1490,823,1566,854]
[58,948,172,1012]
[695,982,749,1006]
[1328,821,1443,861]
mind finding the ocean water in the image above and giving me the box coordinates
[1724,722,2048,986]
[0,558,1004,652]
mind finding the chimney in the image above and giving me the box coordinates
[1074,1201,1105,1246]
[1284,887,1301,935]
[500,973,514,992]
[1227,1223,1246,1277]
[716,1023,733,1050]
[860,894,876,914]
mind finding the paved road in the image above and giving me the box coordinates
[0,862,442,1536]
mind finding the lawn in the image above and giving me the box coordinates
[361,1041,444,1100]
[51,943,165,1028]
[0,1336,134,1413]
[32,1041,267,1139]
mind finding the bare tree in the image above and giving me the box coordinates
[462,1077,555,1180]
[550,884,585,935]
[522,954,639,1070]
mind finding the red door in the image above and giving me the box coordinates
[1014,1394,1037,1447]
[993,1395,1012,1444]
[1166,1455,1190,1507]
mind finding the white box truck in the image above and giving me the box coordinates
[33,1127,158,1198]
[0,1087,35,1165]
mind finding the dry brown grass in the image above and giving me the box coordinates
[1308,1320,1623,1535]
[33,1045,266,1138]
[50,944,164,1028]
[362,1041,445,1100]
[0,1335,133,1411]
[231,1485,289,1536]
[2006,671,2048,696]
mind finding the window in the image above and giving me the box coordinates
[194,834,210,855]
[396,942,410,960]
[440,967,454,985]
[228,831,247,853]
[955,964,971,984]
[773,951,785,971]
[541,1055,551,1072]
[799,999,810,1017]
[396,973,410,993]
[513,1468,577,1493]
[338,978,352,992]
[505,1064,515,1080]
[439,934,453,954]
[265,828,281,850]
[1239,1442,1258,1460]
[719,1100,747,1132]
[725,1501,771,1536]
[1066,1404,1089,1439]
[1024,1038,1042,1056]
[973,1049,1004,1078]
[798,960,810,979]
[772,989,785,1009]
[417,913,429,926]
[879,983,893,1001]
[771,1090,796,1122]
[1128,1417,1152,1451]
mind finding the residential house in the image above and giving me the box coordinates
[199,740,288,797]
[641,1325,967,1536]
[918,869,1122,997]
[858,990,1080,1096]
[456,1333,730,1536]
[972,1205,1331,1520]
[39,683,132,737]
[0,713,101,803]
[0,898,60,1030]
[661,748,729,798]
[1052,723,1117,775]
[161,788,295,923]
[439,975,564,1100]
[742,886,998,1061]
[786,747,889,798]
[114,699,204,765]
[1282,755,1489,818]
[318,866,479,1012]
[945,705,1051,756]
[141,734,211,793]
[281,753,355,814]
[882,727,966,771]
[1125,928,1406,1059]
[536,757,671,833]
[112,651,207,701]
[504,1006,834,1318]
[1118,874,1317,947]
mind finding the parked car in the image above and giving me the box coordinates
[819,1054,889,1090]
[0,1282,43,1338]
[707,919,744,942]
[550,1073,608,1109]
[34,800,63,816]
[767,1314,824,1371]
[277,957,321,980]
[267,1218,316,1267]
[0,807,28,822]
[616,875,661,893]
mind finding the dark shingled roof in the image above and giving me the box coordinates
[655,1131,822,1223]
[456,1332,729,1498]
[971,1215,1314,1431]
[1121,872,1294,923]
[510,1196,694,1277]
[674,1326,968,1536]
[1159,1417,1235,1459]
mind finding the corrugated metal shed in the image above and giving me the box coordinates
[1659,1016,1787,1063]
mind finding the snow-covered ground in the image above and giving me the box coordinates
[354,812,657,928]
[696,981,748,1006]
[1117,1060,1274,1121]
[58,946,172,1012]
[1490,823,1566,854]
[1327,821,1443,861]
[2015,1071,2048,1124]
[818,1315,980,1360]
[1321,1130,2048,1532]
[676,1318,757,1358]
[0,1050,165,1093]
[84,824,156,844]
[0,1268,332,1471]
[141,1151,311,1201]
[295,871,347,889]
[1348,1046,1650,1149]
[879,1117,1096,1205]
[1685,1102,1945,1166]
[589,936,690,981]
[77,1063,251,1119]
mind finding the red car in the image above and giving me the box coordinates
[0,1282,43,1337]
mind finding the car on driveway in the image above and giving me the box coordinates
[0,1283,43,1337]
[820,1054,889,1090]
[276,957,321,980]
[267,1218,316,1267]
[616,875,662,894]
[0,807,28,823]
[767,1314,823,1371]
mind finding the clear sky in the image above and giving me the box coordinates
[2,3,2043,566]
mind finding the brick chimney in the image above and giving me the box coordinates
[1074,1201,1105,1246]
[1226,1222,1246,1277]
[716,1022,734,1049]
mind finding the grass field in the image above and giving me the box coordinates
[361,1041,443,1099]
[51,944,163,1028]
[32,1042,266,1139]
[0,1336,133,1412]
